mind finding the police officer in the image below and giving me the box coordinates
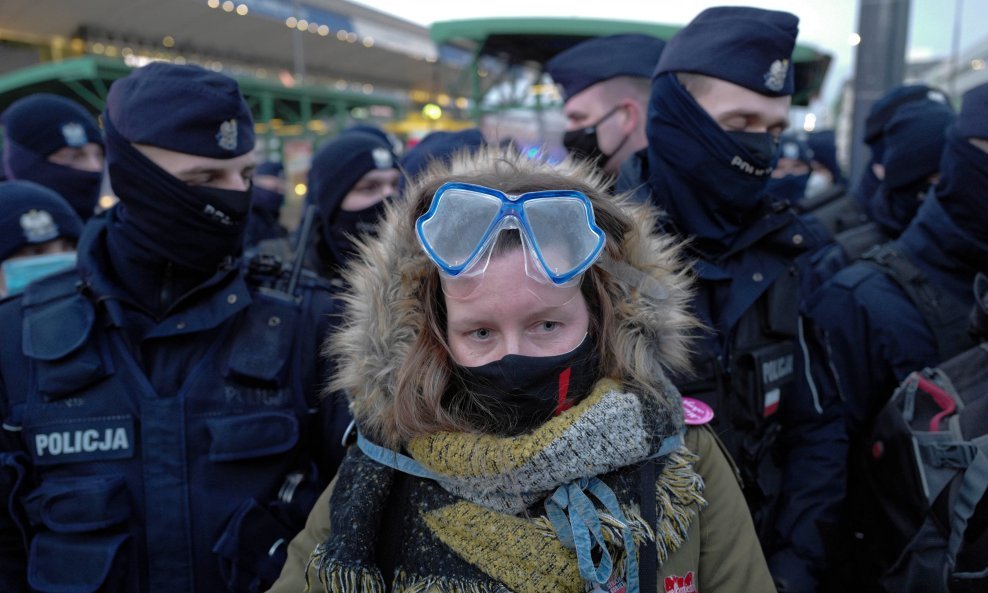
[2,94,105,221]
[645,8,845,592]
[399,127,486,187]
[258,131,399,287]
[545,33,665,201]
[806,82,988,590]
[0,62,347,593]
[244,161,289,248]
[803,95,956,296]
[0,180,82,297]
[855,84,951,210]
[866,98,955,240]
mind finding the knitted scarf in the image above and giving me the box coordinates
[307,380,706,593]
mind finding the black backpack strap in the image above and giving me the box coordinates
[862,243,974,361]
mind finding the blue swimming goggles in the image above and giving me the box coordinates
[416,182,606,292]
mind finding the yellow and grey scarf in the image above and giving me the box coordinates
[307,380,706,593]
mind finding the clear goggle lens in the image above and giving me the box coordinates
[416,183,606,304]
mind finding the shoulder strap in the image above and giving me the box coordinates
[862,243,974,361]
[834,221,888,262]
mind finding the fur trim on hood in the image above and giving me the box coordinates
[327,147,700,449]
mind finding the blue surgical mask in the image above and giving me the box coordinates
[1,251,77,296]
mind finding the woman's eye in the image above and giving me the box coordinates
[539,321,558,332]
[472,328,491,339]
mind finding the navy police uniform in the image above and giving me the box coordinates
[0,64,348,593]
[646,8,846,592]
[806,83,988,589]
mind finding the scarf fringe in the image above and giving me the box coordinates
[393,569,511,593]
[654,450,707,563]
[306,543,386,593]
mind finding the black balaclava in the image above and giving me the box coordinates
[937,82,988,246]
[869,99,955,238]
[1,93,104,220]
[308,131,397,268]
[97,62,256,310]
[646,73,780,252]
[449,334,599,436]
[104,117,250,272]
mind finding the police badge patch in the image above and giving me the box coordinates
[372,147,393,169]
[61,122,88,148]
[216,118,239,151]
[763,59,789,92]
[20,209,59,243]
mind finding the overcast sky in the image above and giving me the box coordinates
[353,0,988,109]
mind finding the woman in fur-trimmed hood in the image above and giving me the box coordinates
[267,147,775,593]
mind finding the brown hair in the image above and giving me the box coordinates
[389,153,631,440]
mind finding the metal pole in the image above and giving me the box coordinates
[848,0,912,185]
[291,0,306,81]
[950,0,964,97]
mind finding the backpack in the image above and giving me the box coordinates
[864,273,988,592]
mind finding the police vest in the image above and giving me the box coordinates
[677,265,801,539]
[2,265,326,593]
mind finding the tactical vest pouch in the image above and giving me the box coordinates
[24,475,130,533]
[732,341,795,423]
[28,532,130,593]
[225,296,299,388]
[206,411,299,462]
[213,497,298,593]
[22,292,112,399]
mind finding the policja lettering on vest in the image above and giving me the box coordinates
[35,427,129,457]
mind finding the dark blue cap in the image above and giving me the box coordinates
[309,132,396,217]
[956,82,988,140]
[545,34,666,100]
[778,132,814,165]
[882,100,955,190]
[400,128,486,183]
[343,124,393,147]
[864,84,950,145]
[655,6,798,97]
[104,62,254,158]
[0,180,83,262]
[254,161,284,177]
[805,130,842,180]
[1,93,103,157]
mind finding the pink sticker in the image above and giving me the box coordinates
[682,398,714,425]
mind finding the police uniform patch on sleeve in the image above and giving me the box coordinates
[26,417,136,466]
[61,122,89,148]
[216,118,238,151]
[763,59,788,92]
[20,209,60,244]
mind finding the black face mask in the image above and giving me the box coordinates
[562,105,628,166]
[104,117,250,272]
[726,131,780,169]
[323,199,389,266]
[449,334,599,436]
